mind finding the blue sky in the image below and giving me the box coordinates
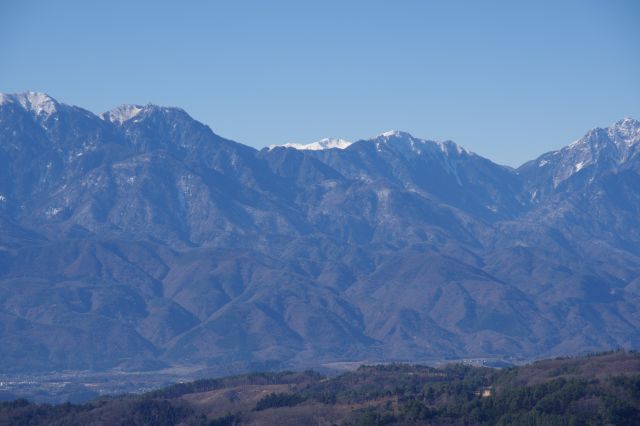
[1,0,638,166]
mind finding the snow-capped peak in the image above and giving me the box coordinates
[370,130,469,156]
[609,117,640,146]
[536,117,640,188]
[614,116,640,129]
[0,92,58,117]
[567,117,640,150]
[102,104,144,124]
[270,138,352,151]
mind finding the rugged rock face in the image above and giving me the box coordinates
[1,92,639,373]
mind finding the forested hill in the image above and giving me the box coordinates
[2,351,639,425]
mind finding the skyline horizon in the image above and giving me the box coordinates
[1,1,638,167]
[1,89,637,168]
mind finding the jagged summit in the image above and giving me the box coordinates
[101,104,144,124]
[568,117,639,145]
[563,117,640,155]
[101,103,192,125]
[519,116,640,190]
[609,116,640,146]
[0,92,196,126]
[613,116,640,129]
[365,129,470,156]
[0,91,59,117]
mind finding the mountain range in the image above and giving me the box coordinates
[1,91,639,374]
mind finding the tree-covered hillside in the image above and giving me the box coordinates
[1,351,639,425]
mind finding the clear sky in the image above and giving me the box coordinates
[1,0,638,166]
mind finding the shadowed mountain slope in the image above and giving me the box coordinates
[1,92,639,373]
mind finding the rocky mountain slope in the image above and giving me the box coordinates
[1,92,639,373]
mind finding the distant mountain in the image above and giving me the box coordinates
[270,137,352,151]
[519,117,640,198]
[1,92,639,374]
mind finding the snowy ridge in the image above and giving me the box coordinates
[270,138,352,151]
[530,117,640,188]
[371,130,470,156]
[0,92,58,117]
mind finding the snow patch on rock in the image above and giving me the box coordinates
[103,105,144,124]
